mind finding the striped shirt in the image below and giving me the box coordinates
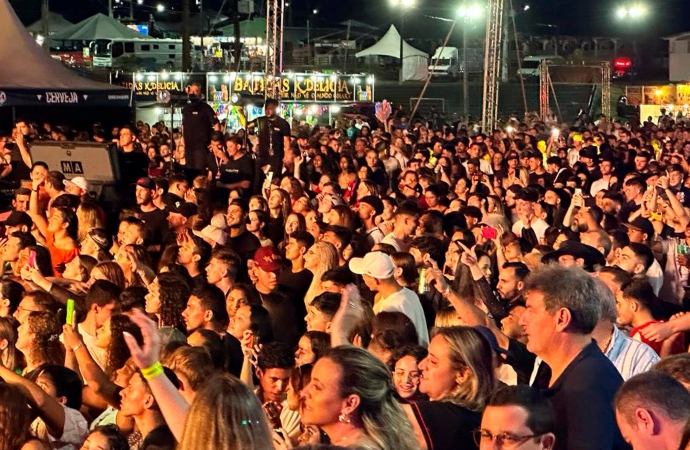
[604,325,660,380]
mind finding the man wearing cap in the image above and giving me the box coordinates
[166,201,197,235]
[64,177,91,199]
[3,211,33,236]
[357,195,384,248]
[250,246,300,347]
[136,177,168,251]
[349,251,429,346]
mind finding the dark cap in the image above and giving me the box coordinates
[253,246,283,272]
[625,217,654,238]
[542,241,606,272]
[136,177,156,190]
[359,195,384,216]
[4,211,32,228]
[169,201,198,219]
[579,146,598,160]
[88,228,112,252]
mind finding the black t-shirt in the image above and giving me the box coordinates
[220,154,254,186]
[409,401,481,450]
[250,115,291,159]
[250,287,300,347]
[505,338,537,386]
[226,230,261,283]
[182,101,218,169]
[278,268,313,300]
[142,424,176,450]
[118,148,149,187]
[223,333,244,377]
[544,341,627,450]
[140,208,168,245]
[7,145,29,185]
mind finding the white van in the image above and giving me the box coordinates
[92,38,183,69]
[517,55,565,79]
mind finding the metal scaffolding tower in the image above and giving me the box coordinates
[601,62,611,118]
[481,0,504,132]
[539,60,550,120]
[265,0,285,99]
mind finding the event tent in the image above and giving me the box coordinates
[356,25,429,81]
[51,13,146,41]
[219,17,267,38]
[0,0,130,107]
[26,12,73,36]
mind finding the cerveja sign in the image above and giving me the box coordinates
[45,92,79,104]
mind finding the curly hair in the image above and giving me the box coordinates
[157,273,191,331]
[106,314,143,376]
[25,311,64,367]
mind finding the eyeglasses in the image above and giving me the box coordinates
[473,429,543,449]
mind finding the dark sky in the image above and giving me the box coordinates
[11,0,690,38]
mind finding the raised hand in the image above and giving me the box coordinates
[123,308,161,369]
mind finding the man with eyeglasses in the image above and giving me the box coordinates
[476,385,555,450]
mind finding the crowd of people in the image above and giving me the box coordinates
[0,100,690,450]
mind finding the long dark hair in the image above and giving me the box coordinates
[157,273,191,331]
[106,314,143,377]
[0,384,32,450]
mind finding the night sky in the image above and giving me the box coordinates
[10,0,690,38]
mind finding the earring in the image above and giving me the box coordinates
[338,413,351,424]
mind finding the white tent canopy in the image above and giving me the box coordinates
[356,25,429,81]
[26,12,73,36]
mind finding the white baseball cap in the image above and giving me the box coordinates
[348,251,395,279]
[65,176,90,192]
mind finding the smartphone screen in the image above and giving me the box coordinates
[66,299,75,325]
[28,250,36,269]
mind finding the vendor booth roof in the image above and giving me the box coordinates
[51,13,146,41]
[356,25,428,59]
[26,12,73,35]
[220,17,266,37]
[0,0,130,106]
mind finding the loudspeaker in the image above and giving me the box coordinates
[29,142,121,184]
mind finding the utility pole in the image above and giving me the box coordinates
[462,21,468,120]
[233,0,241,70]
[41,0,50,50]
[108,0,113,17]
[398,13,405,84]
[182,0,191,70]
[129,0,134,20]
[343,19,351,72]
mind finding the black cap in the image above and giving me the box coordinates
[88,228,113,252]
[4,211,32,228]
[136,177,156,190]
[359,195,384,216]
[169,201,198,219]
[579,146,598,160]
[625,217,654,238]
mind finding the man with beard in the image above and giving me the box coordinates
[135,177,168,251]
[225,199,260,283]
[181,82,219,181]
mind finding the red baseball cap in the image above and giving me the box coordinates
[253,246,283,273]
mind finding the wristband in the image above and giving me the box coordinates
[72,343,84,353]
[141,361,164,380]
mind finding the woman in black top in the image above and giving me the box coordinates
[403,326,496,450]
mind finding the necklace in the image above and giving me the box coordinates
[599,329,614,353]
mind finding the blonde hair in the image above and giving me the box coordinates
[304,241,339,306]
[432,326,495,411]
[77,203,104,242]
[177,373,273,450]
[325,346,419,450]
[433,307,466,328]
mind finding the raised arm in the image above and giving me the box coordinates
[124,309,190,442]
[0,364,65,439]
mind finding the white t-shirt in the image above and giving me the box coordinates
[31,405,88,450]
[512,218,549,241]
[78,323,107,371]
[373,287,429,346]
[381,233,409,253]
